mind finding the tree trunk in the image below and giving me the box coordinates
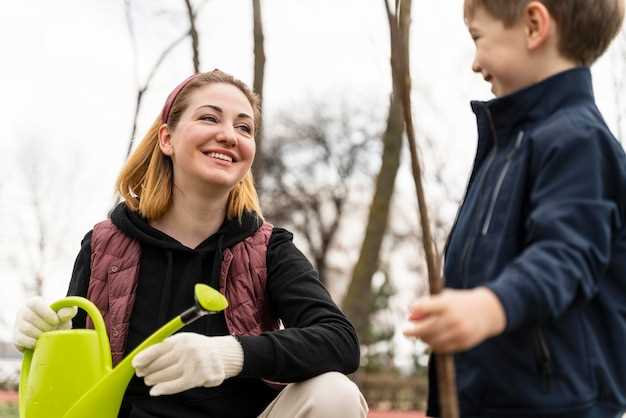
[251,0,266,191]
[342,0,406,345]
[342,94,403,342]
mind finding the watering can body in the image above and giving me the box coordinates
[20,329,111,418]
[19,297,113,418]
[19,285,229,418]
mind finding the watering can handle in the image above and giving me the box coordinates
[19,297,113,417]
[49,297,113,370]
[19,349,32,418]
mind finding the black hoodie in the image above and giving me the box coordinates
[67,203,359,418]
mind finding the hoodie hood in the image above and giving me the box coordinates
[109,202,263,329]
[110,202,262,254]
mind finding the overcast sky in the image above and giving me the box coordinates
[1,1,624,364]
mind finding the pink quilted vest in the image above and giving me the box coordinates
[86,219,279,365]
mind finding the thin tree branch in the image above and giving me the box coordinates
[252,0,267,189]
[383,0,393,26]
[124,0,210,162]
[394,0,459,416]
[184,0,200,73]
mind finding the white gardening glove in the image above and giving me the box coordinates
[13,296,78,351]
[132,333,244,396]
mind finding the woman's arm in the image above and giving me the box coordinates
[66,230,93,328]
[237,227,360,382]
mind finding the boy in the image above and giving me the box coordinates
[404,1,626,417]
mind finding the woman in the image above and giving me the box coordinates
[13,69,368,418]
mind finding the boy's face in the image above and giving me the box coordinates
[467,6,533,97]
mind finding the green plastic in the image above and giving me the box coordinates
[195,283,228,312]
[19,284,228,418]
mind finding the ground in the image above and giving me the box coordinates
[1,390,425,418]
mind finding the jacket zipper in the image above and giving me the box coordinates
[534,326,553,392]
[480,162,511,235]
[460,109,499,287]
[481,131,525,235]
[460,148,495,286]
[457,151,497,264]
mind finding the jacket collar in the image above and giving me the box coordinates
[470,67,595,143]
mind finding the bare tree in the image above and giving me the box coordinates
[3,136,81,298]
[183,0,201,73]
[394,0,459,411]
[124,0,208,160]
[251,0,267,189]
[263,104,380,287]
[342,0,407,344]
[389,135,461,278]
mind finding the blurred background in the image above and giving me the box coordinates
[0,1,625,416]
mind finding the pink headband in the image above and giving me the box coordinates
[160,74,199,124]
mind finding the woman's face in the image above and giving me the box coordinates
[160,83,256,194]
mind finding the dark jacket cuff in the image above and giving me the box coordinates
[237,335,276,378]
[484,272,530,332]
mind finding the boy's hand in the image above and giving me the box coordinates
[403,287,506,353]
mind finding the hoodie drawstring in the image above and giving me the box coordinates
[157,233,224,327]
[210,234,224,289]
[158,250,174,325]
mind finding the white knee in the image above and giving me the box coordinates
[297,372,368,418]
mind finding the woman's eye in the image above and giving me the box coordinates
[237,124,252,134]
[201,115,218,123]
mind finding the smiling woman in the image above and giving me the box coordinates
[118,70,262,223]
[13,69,368,418]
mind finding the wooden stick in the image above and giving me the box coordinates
[394,1,460,417]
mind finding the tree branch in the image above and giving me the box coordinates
[394,0,459,416]
[184,0,200,73]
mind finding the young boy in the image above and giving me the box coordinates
[404,1,626,417]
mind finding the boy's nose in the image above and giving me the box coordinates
[471,56,482,73]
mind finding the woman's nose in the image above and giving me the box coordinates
[216,126,237,147]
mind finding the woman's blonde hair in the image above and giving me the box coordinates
[116,69,263,221]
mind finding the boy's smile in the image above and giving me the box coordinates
[467,7,533,97]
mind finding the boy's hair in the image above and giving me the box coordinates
[464,0,625,66]
[116,69,263,221]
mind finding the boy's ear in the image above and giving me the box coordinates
[523,1,552,50]
[158,124,175,157]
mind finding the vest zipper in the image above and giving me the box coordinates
[534,326,553,392]
[481,131,525,235]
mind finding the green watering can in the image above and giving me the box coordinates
[19,284,229,418]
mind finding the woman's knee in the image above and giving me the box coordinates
[297,372,368,417]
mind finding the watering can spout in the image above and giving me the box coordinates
[62,284,228,418]
[19,284,228,418]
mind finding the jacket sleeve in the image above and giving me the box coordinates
[66,230,93,328]
[486,126,622,331]
[237,228,360,382]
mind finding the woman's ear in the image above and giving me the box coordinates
[524,1,552,50]
[158,124,174,156]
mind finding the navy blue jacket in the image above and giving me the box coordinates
[428,68,626,418]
